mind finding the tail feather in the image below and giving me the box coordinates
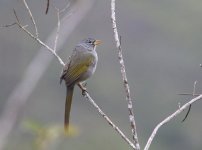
[64,85,74,132]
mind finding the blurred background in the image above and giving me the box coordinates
[1,0,202,150]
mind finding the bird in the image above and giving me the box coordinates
[60,38,101,132]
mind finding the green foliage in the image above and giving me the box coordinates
[22,120,79,150]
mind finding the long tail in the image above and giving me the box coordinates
[64,85,74,131]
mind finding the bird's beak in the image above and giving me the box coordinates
[94,40,102,45]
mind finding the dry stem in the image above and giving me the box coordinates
[13,9,65,66]
[23,0,39,37]
[78,83,136,149]
[110,0,140,149]
[144,94,202,150]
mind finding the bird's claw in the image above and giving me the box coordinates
[82,87,87,96]
[78,83,88,96]
[83,82,87,87]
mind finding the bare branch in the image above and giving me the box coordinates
[54,8,61,52]
[181,104,191,122]
[144,94,202,150]
[193,81,197,95]
[180,81,198,122]
[13,10,65,66]
[45,0,50,14]
[178,93,200,96]
[110,0,140,149]
[78,84,136,149]
[0,22,16,28]
[22,0,39,37]
[13,9,20,23]
[59,2,70,14]
[53,2,70,52]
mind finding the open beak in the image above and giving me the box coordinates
[94,40,102,45]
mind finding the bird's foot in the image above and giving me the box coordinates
[78,82,88,96]
[81,88,87,96]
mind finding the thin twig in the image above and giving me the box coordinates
[13,10,65,66]
[0,23,16,28]
[53,2,70,51]
[178,93,200,96]
[45,0,50,14]
[13,9,20,23]
[181,105,191,122]
[193,81,197,95]
[144,94,202,150]
[181,81,198,122]
[85,92,136,149]
[110,0,140,149]
[53,8,60,52]
[78,84,136,149]
[59,2,70,14]
[22,0,39,37]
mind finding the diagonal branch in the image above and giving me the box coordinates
[0,22,17,28]
[22,0,39,37]
[54,8,61,52]
[53,2,70,52]
[78,84,136,149]
[181,81,197,122]
[13,9,65,66]
[144,94,202,150]
[110,0,140,149]
[45,0,50,14]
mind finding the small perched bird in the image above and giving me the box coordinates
[60,38,101,131]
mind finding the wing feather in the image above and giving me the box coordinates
[62,56,94,86]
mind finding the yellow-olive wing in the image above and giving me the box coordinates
[63,56,94,86]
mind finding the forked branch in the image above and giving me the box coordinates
[13,9,65,66]
[144,94,202,150]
